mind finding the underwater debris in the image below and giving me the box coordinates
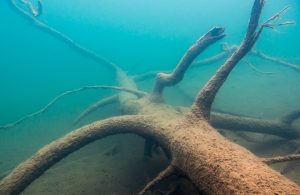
[1,0,300,195]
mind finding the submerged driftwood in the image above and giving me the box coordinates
[1,0,300,194]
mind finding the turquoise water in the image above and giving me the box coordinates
[0,0,300,194]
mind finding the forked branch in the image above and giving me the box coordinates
[152,27,226,99]
[191,0,291,120]
[0,86,146,130]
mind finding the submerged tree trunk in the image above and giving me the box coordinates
[1,0,300,194]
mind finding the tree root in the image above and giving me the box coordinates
[138,165,177,195]
[0,86,146,130]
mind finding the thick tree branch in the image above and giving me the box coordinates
[191,0,291,120]
[7,0,117,71]
[138,165,177,195]
[0,86,146,130]
[152,27,225,100]
[0,115,164,195]
[262,154,300,165]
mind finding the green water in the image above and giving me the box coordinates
[0,0,300,194]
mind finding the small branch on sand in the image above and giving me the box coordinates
[138,165,177,195]
[262,154,300,165]
[0,86,146,130]
[152,27,226,100]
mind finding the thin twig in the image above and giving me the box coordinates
[0,86,146,130]
[243,60,275,75]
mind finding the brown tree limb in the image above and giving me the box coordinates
[280,146,300,174]
[138,165,177,195]
[0,86,146,130]
[7,0,118,71]
[152,27,226,99]
[73,95,119,125]
[262,154,300,165]
[0,115,164,195]
[191,1,290,120]
[210,112,300,140]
